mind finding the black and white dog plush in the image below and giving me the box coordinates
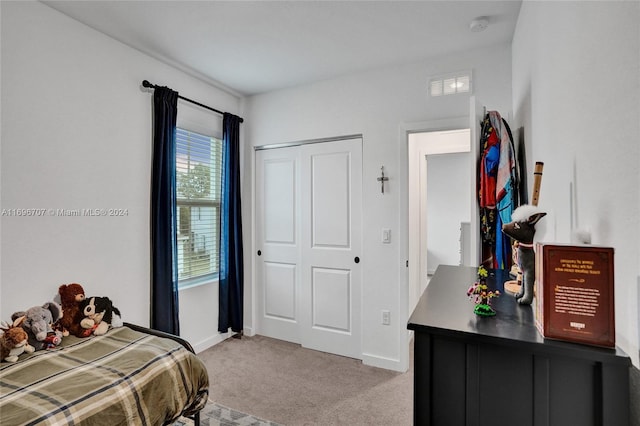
[80,297,123,335]
[502,205,546,305]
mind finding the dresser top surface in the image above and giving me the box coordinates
[407,265,629,363]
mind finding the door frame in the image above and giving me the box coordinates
[397,115,476,372]
[255,134,363,151]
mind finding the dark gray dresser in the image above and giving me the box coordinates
[407,265,631,426]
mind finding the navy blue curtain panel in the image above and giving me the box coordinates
[218,113,244,334]
[150,86,180,335]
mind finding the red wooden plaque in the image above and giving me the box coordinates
[535,243,615,348]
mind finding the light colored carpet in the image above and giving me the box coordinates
[196,335,413,426]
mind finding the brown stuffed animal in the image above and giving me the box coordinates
[1,317,35,362]
[57,283,90,337]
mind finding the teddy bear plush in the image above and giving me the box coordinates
[1,316,35,362]
[12,302,64,351]
[56,283,89,337]
[80,296,123,336]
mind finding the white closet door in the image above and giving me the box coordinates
[255,137,362,359]
[299,138,362,359]
[255,147,301,343]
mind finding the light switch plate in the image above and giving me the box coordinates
[382,228,391,243]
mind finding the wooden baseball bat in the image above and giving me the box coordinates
[531,162,544,207]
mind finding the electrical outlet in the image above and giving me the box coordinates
[382,310,391,325]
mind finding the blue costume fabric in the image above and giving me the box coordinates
[478,111,519,269]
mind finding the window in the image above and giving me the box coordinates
[176,128,222,287]
[429,71,472,97]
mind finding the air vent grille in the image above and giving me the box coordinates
[429,72,471,97]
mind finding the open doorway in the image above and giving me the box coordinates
[398,98,482,372]
[408,128,471,312]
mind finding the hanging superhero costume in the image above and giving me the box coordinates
[478,111,519,269]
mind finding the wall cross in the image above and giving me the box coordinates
[377,166,389,194]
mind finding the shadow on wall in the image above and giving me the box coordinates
[516,126,528,204]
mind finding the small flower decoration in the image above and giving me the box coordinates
[477,266,488,279]
[467,266,500,316]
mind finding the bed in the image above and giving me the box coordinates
[0,323,209,425]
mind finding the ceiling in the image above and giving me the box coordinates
[42,1,522,97]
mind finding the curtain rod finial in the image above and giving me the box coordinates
[142,80,153,88]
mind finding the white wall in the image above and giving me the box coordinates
[512,1,640,367]
[11,1,632,374]
[245,45,512,370]
[407,128,471,313]
[0,1,242,351]
[426,151,471,273]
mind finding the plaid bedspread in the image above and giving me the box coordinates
[0,326,209,425]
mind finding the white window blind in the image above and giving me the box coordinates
[176,128,222,286]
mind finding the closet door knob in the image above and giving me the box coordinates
[257,250,262,256]
[354,256,360,264]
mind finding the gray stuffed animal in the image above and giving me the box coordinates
[502,205,546,305]
[12,302,63,350]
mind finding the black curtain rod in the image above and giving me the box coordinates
[142,80,243,123]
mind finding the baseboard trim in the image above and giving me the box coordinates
[362,352,404,372]
[192,326,255,353]
[193,331,230,354]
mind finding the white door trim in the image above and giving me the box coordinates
[397,116,470,373]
